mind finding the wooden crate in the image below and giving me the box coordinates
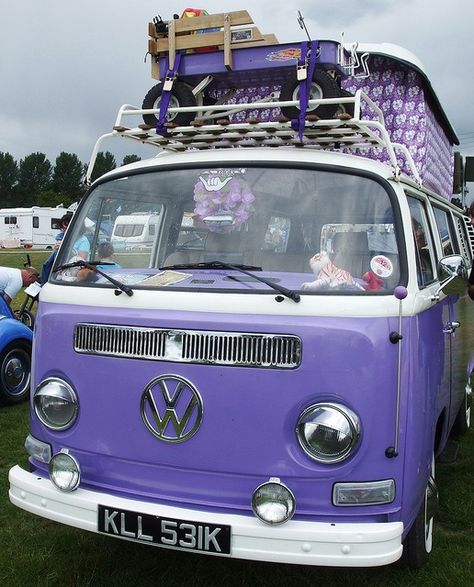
[148,10,279,77]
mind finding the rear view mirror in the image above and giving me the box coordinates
[434,255,469,298]
[202,213,235,227]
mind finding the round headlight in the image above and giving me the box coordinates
[252,478,296,525]
[34,378,78,430]
[296,403,360,463]
[49,450,81,492]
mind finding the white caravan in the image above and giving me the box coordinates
[0,205,72,249]
[110,212,162,251]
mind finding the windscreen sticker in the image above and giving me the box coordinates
[370,255,393,278]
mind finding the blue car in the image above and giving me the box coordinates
[0,296,33,406]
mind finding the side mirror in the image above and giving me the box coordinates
[434,255,469,298]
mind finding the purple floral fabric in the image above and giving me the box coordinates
[211,85,281,123]
[342,56,454,198]
[210,55,454,199]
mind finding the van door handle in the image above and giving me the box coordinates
[443,321,461,334]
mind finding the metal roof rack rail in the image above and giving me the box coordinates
[86,90,422,187]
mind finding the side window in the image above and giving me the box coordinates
[32,216,39,229]
[51,218,61,230]
[407,196,435,286]
[132,224,144,237]
[432,206,456,257]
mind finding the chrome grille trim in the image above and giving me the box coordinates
[74,324,301,369]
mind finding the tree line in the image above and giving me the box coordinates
[0,151,141,209]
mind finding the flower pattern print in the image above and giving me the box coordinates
[342,55,454,198]
[210,54,454,199]
[193,174,256,232]
[210,85,281,123]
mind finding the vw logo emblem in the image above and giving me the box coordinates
[140,375,203,443]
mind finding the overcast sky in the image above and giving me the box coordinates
[2,0,474,180]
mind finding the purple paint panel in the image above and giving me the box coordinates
[158,40,342,88]
[31,300,416,519]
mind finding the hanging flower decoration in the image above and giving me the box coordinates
[193,173,256,232]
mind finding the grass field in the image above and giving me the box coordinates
[0,250,473,586]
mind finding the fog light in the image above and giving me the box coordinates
[252,478,295,525]
[49,449,80,492]
[333,479,395,506]
[34,378,78,430]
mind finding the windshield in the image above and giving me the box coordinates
[54,166,401,294]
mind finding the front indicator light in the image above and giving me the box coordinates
[24,434,52,463]
[333,479,395,506]
[252,478,296,525]
[49,449,81,492]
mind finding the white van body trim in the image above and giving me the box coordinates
[9,465,403,568]
[39,281,441,318]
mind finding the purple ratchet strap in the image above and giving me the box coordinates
[291,41,319,141]
[156,53,182,135]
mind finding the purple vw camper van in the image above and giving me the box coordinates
[9,41,473,568]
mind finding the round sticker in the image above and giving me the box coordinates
[370,255,393,278]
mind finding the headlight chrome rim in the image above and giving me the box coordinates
[34,377,78,431]
[296,402,361,464]
[49,450,81,492]
[251,478,296,525]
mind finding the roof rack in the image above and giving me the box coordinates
[86,90,421,186]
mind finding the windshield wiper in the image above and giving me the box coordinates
[160,260,300,303]
[161,261,262,272]
[53,260,134,297]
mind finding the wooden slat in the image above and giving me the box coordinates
[151,59,160,80]
[152,29,269,54]
[218,33,279,51]
[167,19,176,69]
[173,10,253,33]
[151,30,279,56]
[223,14,232,70]
[155,30,225,53]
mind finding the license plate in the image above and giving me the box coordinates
[98,505,231,555]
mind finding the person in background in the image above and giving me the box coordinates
[39,212,73,284]
[0,266,39,307]
[96,242,120,269]
[72,231,91,260]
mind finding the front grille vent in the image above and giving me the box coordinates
[74,324,301,369]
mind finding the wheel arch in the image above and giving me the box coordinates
[0,319,33,349]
